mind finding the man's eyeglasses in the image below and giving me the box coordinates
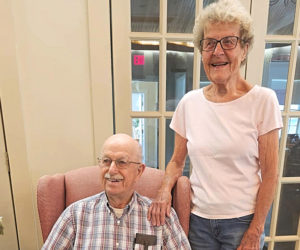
[97,157,141,169]
[200,36,241,52]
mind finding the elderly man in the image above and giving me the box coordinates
[42,133,190,249]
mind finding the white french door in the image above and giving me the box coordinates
[0,103,18,249]
[88,0,300,249]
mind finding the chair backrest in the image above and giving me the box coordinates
[37,166,191,242]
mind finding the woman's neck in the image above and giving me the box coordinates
[204,78,252,103]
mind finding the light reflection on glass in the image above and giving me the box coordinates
[203,0,218,8]
[132,118,158,168]
[276,183,300,236]
[274,242,296,250]
[264,206,273,237]
[200,62,210,88]
[166,41,194,111]
[131,0,159,32]
[283,117,300,177]
[262,43,291,111]
[267,0,296,35]
[291,44,300,111]
[167,0,195,33]
[131,40,159,111]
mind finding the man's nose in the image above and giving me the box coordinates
[108,161,119,173]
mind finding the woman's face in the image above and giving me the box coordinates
[201,22,248,85]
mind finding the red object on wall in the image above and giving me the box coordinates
[134,55,145,65]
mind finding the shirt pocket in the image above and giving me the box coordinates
[134,244,162,250]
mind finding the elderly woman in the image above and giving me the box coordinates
[148,0,283,249]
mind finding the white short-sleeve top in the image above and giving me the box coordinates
[170,85,283,219]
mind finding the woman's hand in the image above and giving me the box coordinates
[147,132,188,226]
[237,227,261,250]
[147,189,172,226]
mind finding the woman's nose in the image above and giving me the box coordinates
[213,42,224,55]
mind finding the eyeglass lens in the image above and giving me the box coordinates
[201,36,238,51]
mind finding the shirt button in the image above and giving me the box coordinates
[117,220,120,225]
[116,242,119,247]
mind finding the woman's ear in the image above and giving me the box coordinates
[242,43,249,60]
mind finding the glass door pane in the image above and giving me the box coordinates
[200,62,210,88]
[203,0,218,8]
[131,0,159,32]
[262,43,291,110]
[167,0,195,33]
[291,44,300,111]
[132,118,159,168]
[166,41,194,111]
[165,119,190,177]
[276,183,300,235]
[267,0,297,35]
[283,117,300,177]
[274,242,296,250]
[131,40,159,111]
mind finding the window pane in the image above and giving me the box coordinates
[291,44,300,111]
[167,0,195,33]
[132,118,158,168]
[274,242,296,250]
[200,61,210,88]
[262,43,291,111]
[131,41,159,111]
[264,206,273,236]
[166,41,194,111]
[131,0,159,32]
[203,0,218,8]
[283,117,300,177]
[276,183,300,235]
[267,0,297,35]
[165,119,190,176]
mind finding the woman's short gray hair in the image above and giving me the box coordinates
[193,0,254,54]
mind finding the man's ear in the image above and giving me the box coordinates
[137,163,146,177]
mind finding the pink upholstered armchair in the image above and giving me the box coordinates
[37,166,191,242]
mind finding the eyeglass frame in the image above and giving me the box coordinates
[200,36,243,52]
[97,157,141,169]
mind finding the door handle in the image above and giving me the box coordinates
[0,217,3,235]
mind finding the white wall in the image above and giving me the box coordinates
[0,0,113,248]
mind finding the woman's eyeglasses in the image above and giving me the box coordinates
[200,36,241,52]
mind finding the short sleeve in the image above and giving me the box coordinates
[170,97,187,139]
[257,89,283,136]
[163,208,191,249]
[42,206,75,249]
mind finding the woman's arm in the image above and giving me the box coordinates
[147,132,188,226]
[238,128,279,249]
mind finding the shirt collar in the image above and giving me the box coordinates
[104,191,138,216]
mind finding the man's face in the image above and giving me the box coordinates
[99,135,144,207]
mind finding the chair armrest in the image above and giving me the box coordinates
[37,174,65,242]
[172,175,191,236]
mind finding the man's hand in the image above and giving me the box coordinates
[147,190,172,226]
[237,227,261,250]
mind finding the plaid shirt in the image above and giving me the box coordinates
[42,192,191,250]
